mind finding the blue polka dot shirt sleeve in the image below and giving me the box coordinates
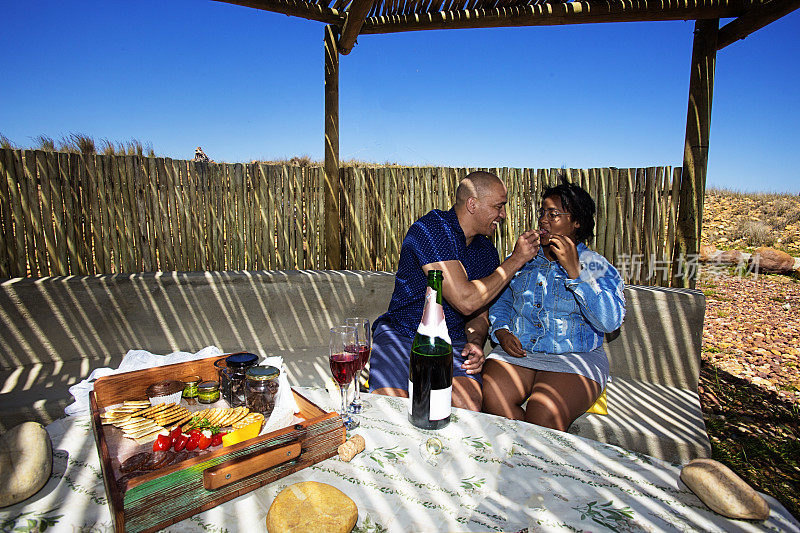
[406,218,458,266]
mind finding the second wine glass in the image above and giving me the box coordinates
[329,325,360,431]
[346,317,372,413]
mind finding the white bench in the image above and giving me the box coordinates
[0,271,709,464]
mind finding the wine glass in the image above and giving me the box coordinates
[346,317,372,413]
[329,325,360,431]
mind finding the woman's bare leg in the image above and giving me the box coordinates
[453,376,482,411]
[524,371,601,431]
[481,359,538,421]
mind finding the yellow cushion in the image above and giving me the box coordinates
[586,389,608,415]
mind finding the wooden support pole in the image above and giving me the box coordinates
[672,19,718,289]
[324,25,342,270]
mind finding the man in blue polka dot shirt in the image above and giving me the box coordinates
[369,171,540,411]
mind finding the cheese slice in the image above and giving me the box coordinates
[222,420,261,447]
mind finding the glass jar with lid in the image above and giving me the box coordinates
[245,365,280,416]
[181,375,201,399]
[197,380,220,404]
[219,352,259,407]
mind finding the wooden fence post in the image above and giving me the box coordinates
[324,25,342,270]
[673,19,718,288]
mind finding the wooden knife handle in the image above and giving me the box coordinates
[203,442,302,490]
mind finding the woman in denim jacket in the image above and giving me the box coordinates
[482,179,625,431]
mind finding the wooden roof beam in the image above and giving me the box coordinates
[361,0,763,33]
[339,0,377,53]
[716,0,800,49]
[213,0,345,24]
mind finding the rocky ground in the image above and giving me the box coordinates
[700,272,800,404]
[696,189,800,519]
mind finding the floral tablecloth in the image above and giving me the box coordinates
[2,387,798,533]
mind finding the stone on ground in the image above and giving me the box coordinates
[750,247,795,274]
[699,245,719,262]
[716,249,745,265]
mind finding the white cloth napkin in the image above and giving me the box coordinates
[64,346,224,416]
[260,355,301,433]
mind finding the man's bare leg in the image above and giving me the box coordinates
[374,380,481,412]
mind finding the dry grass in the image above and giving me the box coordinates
[34,135,56,151]
[1,132,155,157]
[0,133,13,150]
[98,138,154,157]
[731,220,775,247]
[252,155,416,168]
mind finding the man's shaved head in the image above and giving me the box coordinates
[455,171,504,206]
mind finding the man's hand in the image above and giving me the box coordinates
[510,230,540,264]
[496,329,525,358]
[460,342,485,374]
[548,234,580,279]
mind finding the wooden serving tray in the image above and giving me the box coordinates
[90,354,344,533]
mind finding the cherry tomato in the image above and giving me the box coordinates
[198,430,213,450]
[153,431,171,452]
[210,432,225,447]
[185,431,201,451]
[169,427,183,448]
[173,433,189,452]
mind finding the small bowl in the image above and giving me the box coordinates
[146,380,185,406]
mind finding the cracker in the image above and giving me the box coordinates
[153,408,189,426]
[217,408,240,427]
[132,426,164,444]
[224,407,250,427]
[124,423,161,439]
[202,408,219,425]
[148,404,181,419]
[233,412,264,430]
[103,414,131,425]
[209,408,230,426]
[123,399,150,406]
[170,413,193,430]
[182,409,210,432]
[137,402,172,418]
[116,417,151,430]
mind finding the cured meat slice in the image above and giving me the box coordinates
[119,452,150,473]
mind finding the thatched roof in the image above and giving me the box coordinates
[216,0,799,53]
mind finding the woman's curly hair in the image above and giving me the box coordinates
[541,176,596,244]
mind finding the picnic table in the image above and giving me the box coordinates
[2,387,798,533]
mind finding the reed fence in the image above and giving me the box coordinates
[0,148,682,286]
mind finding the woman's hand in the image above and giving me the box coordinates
[548,234,581,279]
[496,329,525,358]
[460,343,485,374]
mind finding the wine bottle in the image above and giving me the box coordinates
[408,270,453,429]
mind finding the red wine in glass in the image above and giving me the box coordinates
[345,344,371,370]
[356,345,371,368]
[330,351,358,386]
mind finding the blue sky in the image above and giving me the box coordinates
[2,0,798,193]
